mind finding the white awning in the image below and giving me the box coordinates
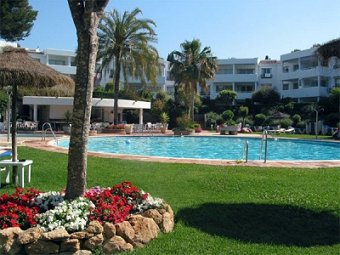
[23,96,151,109]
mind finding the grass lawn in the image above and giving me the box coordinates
[1,147,339,255]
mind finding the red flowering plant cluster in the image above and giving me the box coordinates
[0,182,159,231]
[112,181,148,213]
[84,182,150,224]
[85,188,132,224]
[108,124,125,129]
[0,188,40,229]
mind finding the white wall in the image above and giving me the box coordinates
[49,105,72,119]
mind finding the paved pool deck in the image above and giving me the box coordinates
[1,131,339,168]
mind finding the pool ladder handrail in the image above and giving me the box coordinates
[42,122,58,144]
[242,140,249,162]
[259,130,268,163]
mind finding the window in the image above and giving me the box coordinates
[293,64,299,71]
[71,57,76,66]
[235,83,254,92]
[335,77,340,87]
[283,66,289,73]
[49,59,66,65]
[261,68,272,78]
[320,77,329,87]
[303,78,318,87]
[282,83,289,90]
[236,69,255,74]
[217,65,233,74]
[300,56,318,69]
[215,83,232,93]
[293,82,299,89]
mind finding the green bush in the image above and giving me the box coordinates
[296,121,306,128]
[222,110,234,122]
[205,112,220,128]
[292,114,302,125]
[105,82,114,91]
[254,113,266,126]
[279,118,293,128]
[175,116,193,131]
[324,113,339,127]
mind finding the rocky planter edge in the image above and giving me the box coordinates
[0,203,174,255]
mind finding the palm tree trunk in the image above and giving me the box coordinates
[113,53,121,125]
[191,89,195,122]
[66,0,108,199]
[11,84,18,184]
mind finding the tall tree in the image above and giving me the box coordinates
[66,0,109,199]
[252,87,280,105]
[0,0,38,41]
[97,8,159,124]
[316,38,340,59]
[167,39,217,121]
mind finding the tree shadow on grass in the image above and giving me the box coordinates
[176,203,339,247]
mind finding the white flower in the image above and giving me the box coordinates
[37,197,94,232]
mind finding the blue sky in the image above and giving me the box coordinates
[21,0,340,60]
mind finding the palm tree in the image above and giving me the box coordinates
[97,8,159,124]
[167,39,217,121]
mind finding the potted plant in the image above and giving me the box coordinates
[193,123,202,133]
[124,124,133,134]
[63,110,72,134]
[172,116,194,136]
[160,112,169,134]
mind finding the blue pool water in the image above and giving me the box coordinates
[57,136,340,161]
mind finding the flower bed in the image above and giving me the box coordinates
[0,182,174,254]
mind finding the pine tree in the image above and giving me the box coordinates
[0,0,38,41]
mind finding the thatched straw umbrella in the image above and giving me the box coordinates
[0,46,74,184]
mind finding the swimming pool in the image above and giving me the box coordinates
[57,136,340,161]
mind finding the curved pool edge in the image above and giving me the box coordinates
[20,137,340,169]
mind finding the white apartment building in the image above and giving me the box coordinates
[279,48,340,102]
[2,41,339,104]
[205,47,339,102]
[206,58,258,101]
[257,59,281,90]
[27,48,77,78]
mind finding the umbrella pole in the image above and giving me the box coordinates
[11,84,18,185]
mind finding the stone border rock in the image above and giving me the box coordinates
[0,204,174,255]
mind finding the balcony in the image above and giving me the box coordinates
[261,73,272,78]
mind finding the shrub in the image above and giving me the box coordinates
[324,113,339,127]
[105,82,114,91]
[255,113,266,126]
[175,116,193,131]
[217,90,237,105]
[279,118,293,128]
[292,114,302,126]
[222,110,234,122]
[252,87,280,105]
[205,111,221,128]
